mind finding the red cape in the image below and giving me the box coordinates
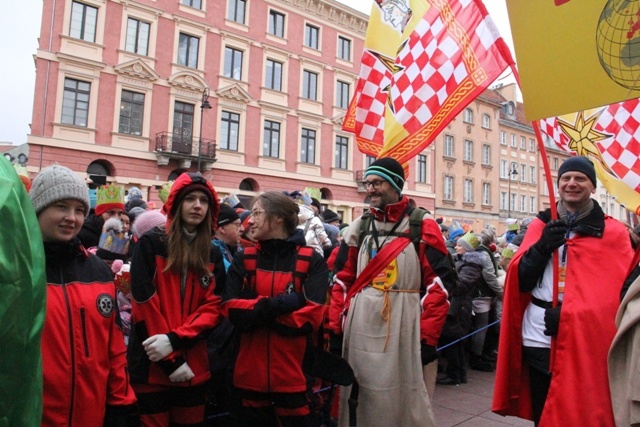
[492,216,633,426]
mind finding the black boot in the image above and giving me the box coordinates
[470,354,494,372]
[459,369,467,384]
[436,375,460,385]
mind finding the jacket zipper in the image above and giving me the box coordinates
[80,308,90,357]
[61,268,76,427]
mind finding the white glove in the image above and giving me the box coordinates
[169,362,195,383]
[142,334,173,362]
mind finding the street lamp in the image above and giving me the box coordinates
[197,88,212,172]
[507,162,519,219]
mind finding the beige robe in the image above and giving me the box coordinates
[338,216,435,427]
[609,270,640,426]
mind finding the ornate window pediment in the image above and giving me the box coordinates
[216,83,252,103]
[114,59,160,81]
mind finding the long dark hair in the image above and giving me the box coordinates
[165,197,213,277]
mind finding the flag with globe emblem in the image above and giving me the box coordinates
[538,98,640,215]
[507,0,640,121]
[343,0,514,166]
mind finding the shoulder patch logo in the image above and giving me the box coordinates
[96,293,114,318]
[200,275,211,289]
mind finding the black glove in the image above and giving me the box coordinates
[535,219,567,254]
[543,304,562,336]
[420,342,438,365]
[329,332,343,356]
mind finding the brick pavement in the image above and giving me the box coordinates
[432,368,533,427]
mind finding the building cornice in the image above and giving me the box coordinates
[276,0,368,36]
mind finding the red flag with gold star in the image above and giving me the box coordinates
[538,99,640,214]
[343,0,515,165]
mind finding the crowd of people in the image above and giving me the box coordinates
[3,154,640,427]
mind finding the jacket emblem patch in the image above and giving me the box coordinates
[96,293,114,318]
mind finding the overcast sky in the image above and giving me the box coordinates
[0,0,514,146]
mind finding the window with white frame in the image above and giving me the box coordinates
[500,130,507,145]
[464,139,473,162]
[335,135,348,169]
[125,18,150,56]
[220,110,240,151]
[263,120,280,157]
[172,101,194,147]
[510,192,517,212]
[530,196,536,213]
[529,138,536,152]
[500,159,507,178]
[463,108,473,124]
[269,10,285,37]
[500,191,507,210]
[300,128,316,164]
[118,90,144,135]
[62,78,90,127]
[417,154,427,183]
[302,70,318,101]
[520,195,527,212]
[520,163,526,182]
[305,24,319,49]
[510,133,517,147]
[482,113,490,129]
[265,59,282,91]
[178,33,199,68]
[482,144,490,165]
[366,155,375,168]
[444,176,453,200]
[181,0,202,9]
[530,166,536,184]
[553,157,559,170]
[227,0,246,24]
[336,80,350,109]
[520,136,526,150]
[338,36,351,61]
[444,134,454,157]
[463,179,473,203]
[70,1,98,42]
[224,46,243,80]
[482,182,491,205]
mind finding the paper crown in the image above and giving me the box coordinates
[158,181,174,204]
[97,183,125,206]
[13,164,31,191]
[222,193,242,209]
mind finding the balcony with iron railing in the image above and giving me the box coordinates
[155,130,217,172]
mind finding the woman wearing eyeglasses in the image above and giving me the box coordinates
[222,191,329,427]
[128,172,224,426]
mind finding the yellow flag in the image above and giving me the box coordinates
[507,0,640,121]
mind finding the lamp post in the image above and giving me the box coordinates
[198,88,212,172]
[507,162,519,219]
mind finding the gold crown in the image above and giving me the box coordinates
[158,181,174,204]
[97,183,125,206]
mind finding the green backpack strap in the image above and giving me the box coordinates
[358,207,428,250]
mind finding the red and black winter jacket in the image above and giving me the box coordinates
[128,227,224,386]
[41,239,136,427]
[222,231,329,393]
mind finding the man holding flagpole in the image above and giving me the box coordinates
[493,156,633,426]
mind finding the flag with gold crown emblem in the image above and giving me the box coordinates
[343,0,515,166]
[538,98,640,215]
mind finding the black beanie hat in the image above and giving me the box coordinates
[218,204,240,226]
[322,209,341,223]
[558,156,597,187]
[364,157,405,194]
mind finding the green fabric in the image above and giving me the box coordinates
[0,157,46,426]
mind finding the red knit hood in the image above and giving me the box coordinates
[164,172,219,232]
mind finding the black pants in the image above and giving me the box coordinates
[522,346,551,427]
[133,382,208,427]
[232,388,315,427]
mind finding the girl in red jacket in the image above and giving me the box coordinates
[128,172,223,426]
[30,165,136,426]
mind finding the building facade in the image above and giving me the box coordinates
[26,0,440,221]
